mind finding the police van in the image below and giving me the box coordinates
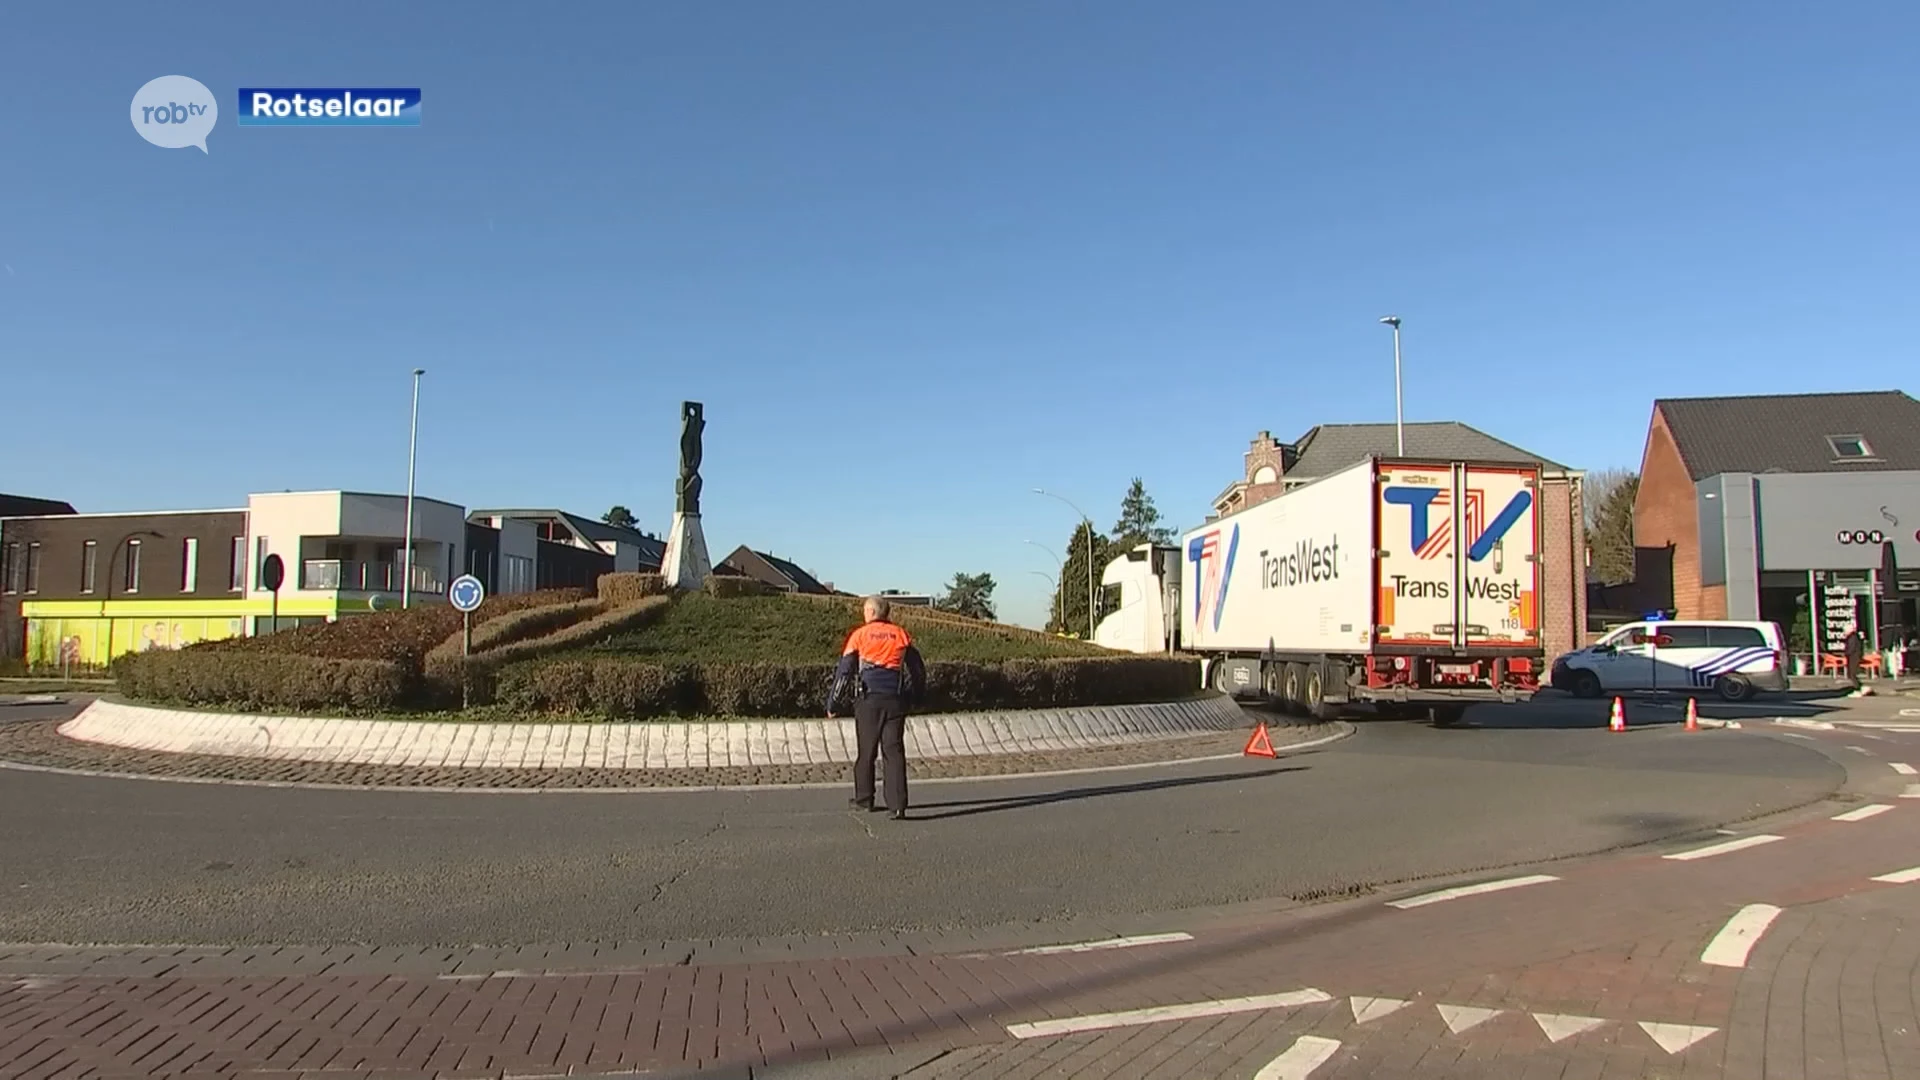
[1550,619,1789,702]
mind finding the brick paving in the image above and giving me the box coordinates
[1,771,1916,1079]
[0,717,1339,789]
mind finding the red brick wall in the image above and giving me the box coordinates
[1633,408,1703,618]
[1538,476,1586,660]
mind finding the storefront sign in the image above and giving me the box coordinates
[1819,583,1860,656]
[1838,529,1891,545]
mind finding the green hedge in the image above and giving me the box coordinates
[425,596,674,706]
[705,576,774,598]
[114,651,408,712]
[598,572,667,604]
[493,654,1198,719]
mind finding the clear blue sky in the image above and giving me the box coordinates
[4,2,1916,628]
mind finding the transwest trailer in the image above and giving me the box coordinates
[1092,456,1544,723]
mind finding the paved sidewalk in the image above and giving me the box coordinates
[1,750,1914,1079]
[0,716,1340,789]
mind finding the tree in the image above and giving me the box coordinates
[1046,522,1115,637]
[1584,469,1639,586]
[936,572,998,621]
[1110,478,1176,552]
[602,505,637,529]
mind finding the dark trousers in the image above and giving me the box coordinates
[853,694,908,811]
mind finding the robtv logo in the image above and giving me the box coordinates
[130,75,218,152]
[238,88,422,126]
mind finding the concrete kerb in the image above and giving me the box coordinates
[62,696,1252,769]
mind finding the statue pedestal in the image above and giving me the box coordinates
[659,512,712,591]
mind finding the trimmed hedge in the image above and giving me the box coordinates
[705,576,774,599]
[492,654,1198,719]
[115,651,408,712]
[598,572,667,604]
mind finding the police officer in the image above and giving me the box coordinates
[827,595,926,820]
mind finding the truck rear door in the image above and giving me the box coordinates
[1375,462,1541,650]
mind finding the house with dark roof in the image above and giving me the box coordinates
[716,546,836,595]
[1633,390,1920,654]
[1207,421,1589,660]
[466,508,667,590]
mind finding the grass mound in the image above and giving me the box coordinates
[593,593,1103,664]
[203,587,592,668]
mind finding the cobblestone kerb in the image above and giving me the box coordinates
[0,718,1342,789]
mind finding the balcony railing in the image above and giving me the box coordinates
[301,559,445,595]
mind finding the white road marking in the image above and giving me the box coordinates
[1901,708,1920,717]
[1890,763,1917,775]
[1663,834,1784,861]
[1639,1021,1720,1055]
[1007,932,1193,955]
[1834,804,1895,822]
[1253,1035,1342,1080]
[1436,1003,1502,1034]
[1885,727,1920,734]
[1870,866,1920,884]
[1386,874,1560,909]
[1903,784,1920,799]
[1776,732,1814,740]
[1846,745,1873,753]
[1774,718,1835,730]
[1349,996,1409,1024]
[1533,1012,1607,1043]
[1005,988,1332,1038]
[1701,903,1784,967]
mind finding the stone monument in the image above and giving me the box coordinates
[659,400,713,590]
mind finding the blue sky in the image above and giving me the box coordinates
[4,2,1916,627]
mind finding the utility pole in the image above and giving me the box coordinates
[1034,489,1098,639]
[1379,316,1404,455]
[401,368,425,608]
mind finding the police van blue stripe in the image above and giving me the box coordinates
[1688,647,1776,687]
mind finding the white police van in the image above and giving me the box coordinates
[1550,619,1788,702]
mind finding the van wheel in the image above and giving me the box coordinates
[1304,666,1337,721]
[1282,663,1306,715]
[1715,674,1755,702]
[1568,670,1602,699]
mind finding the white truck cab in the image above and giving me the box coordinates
[1550,619,1788,702]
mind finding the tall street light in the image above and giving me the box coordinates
[1379,316,1404,456]
[1026,570,1058,632]
[1023,540,1064,632]
[102,529,162,663]
[401,368,425,609]
[1033,488,1098,640]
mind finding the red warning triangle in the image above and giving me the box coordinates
[1243,722,1278,758]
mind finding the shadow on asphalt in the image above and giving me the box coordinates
[1354,687,1873,732]
[909,766,1308,820]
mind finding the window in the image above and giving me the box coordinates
[254,536,270,589]
[1,543,16,594]
[1827,434,1876,460]
[182,537,199,592]
[24,544,40,593]
[124,539,143,593]
[1650,624,1712,649]
[229,536,246,591]
[1708,625,1770,648]
[81,540,98,594]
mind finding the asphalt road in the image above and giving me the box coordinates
[0,693,1849,947]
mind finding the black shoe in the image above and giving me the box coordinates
[888,809,907,820]
[849,798,873,811]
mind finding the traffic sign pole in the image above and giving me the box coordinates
[447,574,486,711]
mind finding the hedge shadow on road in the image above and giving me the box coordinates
[908,766,1307,820]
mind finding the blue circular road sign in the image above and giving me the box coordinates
[448,574,486,613]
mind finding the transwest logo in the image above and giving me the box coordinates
[1187,524,1239,633]
[1259,536,1340,589]
[237,88,422,126]
[1386,574,1523,601]
[1382,486,1532,562]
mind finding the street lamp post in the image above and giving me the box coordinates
[1023,540,1064,632]
[102,529,162,663]
[1026,570,1058,632]
[1379,316,1404,456]
[1033,488,1098,639]
[401,368,425,609]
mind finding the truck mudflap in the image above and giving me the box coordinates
[1355,654,1539,704]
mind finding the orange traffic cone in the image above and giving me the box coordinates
[1684,698,1700,732]
[1244,722,1278,758]
[1609,697,1627,732]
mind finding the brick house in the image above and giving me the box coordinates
[1632,391,1920,651]
[1212,422,1589,661]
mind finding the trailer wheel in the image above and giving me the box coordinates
[1303,666,1337,721]
[1209,659,1236,697]
[1282,663,1306,715]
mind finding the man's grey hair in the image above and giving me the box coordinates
[864,595,891,620]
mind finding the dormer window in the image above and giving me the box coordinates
[1826,434,1877,460]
